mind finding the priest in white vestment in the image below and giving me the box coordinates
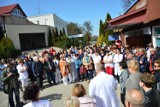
[89,63,120,107]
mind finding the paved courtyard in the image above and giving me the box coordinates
[0,81,123,107]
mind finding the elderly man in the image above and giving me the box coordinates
[125,89,144,107]
[127,52,136,63]
[34,56,44,90]
[89,63,119,107]
[126,59,142,92]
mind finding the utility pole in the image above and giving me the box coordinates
[38,0,41,15]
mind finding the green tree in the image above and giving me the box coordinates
[67,22,82,36]
[48,28,52,46]
[0,26,4,41]
[52,29,56,46]
[104,13,112,45]
[97,13,113,46]
[96,34,105,46]
[99,20,105,36]
[55,27,59,37]
[105,13,112,24]
[59,30,63,37]
[62,28,66,36]
[0,37,20,59]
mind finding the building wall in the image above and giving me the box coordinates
[111,10,146,26]
[6,24,49,50]
[127,0,147,13]
[27,14,68,35]
[120,34,125,46]
[145,0,160,23]
[5,16,29,25]
[53,14,67,35]
[0,16,3,24]
[27,14,54,26]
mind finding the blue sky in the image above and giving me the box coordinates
[0,0,123,35]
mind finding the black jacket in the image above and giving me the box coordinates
[144,89,160,107]
[34,61,44,75]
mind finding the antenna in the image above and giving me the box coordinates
[38,0,40,15]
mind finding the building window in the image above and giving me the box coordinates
[45,19,49,25]
[37,20,39,25]
[155,27,160,35]
[12,8,24,18]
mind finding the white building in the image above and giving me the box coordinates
[68,34,83,39]
[0,4,52,50]
[27,14,68,35]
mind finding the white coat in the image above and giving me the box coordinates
[113,54,123,76]
[23,100,52,107]
[89,72,120,107]
[17,64,28,80]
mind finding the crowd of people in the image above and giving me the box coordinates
[0,43,160,107]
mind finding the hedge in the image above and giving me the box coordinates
[0,37,20,59]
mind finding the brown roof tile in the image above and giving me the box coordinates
[0,4,18,14]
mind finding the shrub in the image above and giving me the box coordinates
[0,37,20,59]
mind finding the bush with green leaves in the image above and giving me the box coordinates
[0,37,20,59]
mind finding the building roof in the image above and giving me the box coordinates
[108,0,160,29]
[109,6,147,24]
[145,0,160,23]
[108,22,143,30]
[124,0,140,14]
[0,4,27,16]
[0,4,17,14]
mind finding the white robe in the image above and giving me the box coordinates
[103,55,114,68]
[53,60,61,83]
[113,54,123,76]
[93,55,101,69]
[67,58,77,82]
[23,100,52,107]
[17,64,28,80]
[89,72,120,107]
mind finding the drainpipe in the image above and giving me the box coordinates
[2,16,8,45]
[2,16,7,38]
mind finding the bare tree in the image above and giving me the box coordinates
[67,22,82,36]
[82,21,93,43]
[121,0,136,11]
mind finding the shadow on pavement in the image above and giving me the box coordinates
[40,93,63,101]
